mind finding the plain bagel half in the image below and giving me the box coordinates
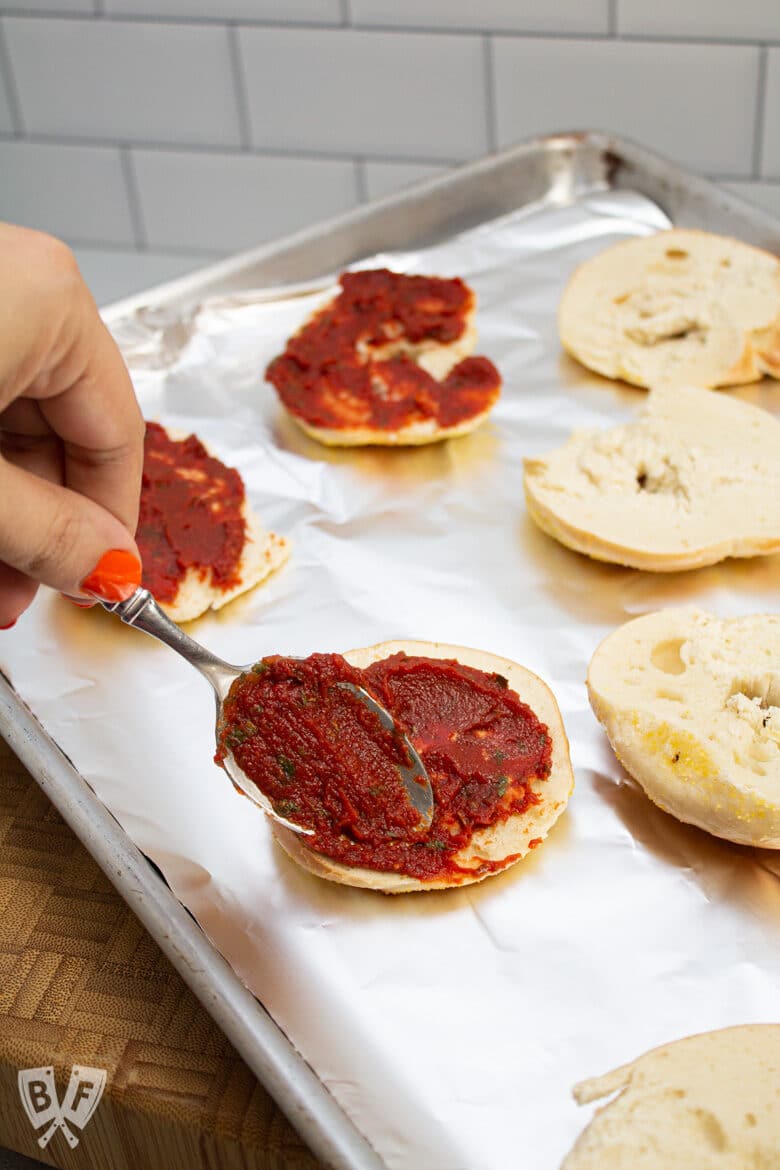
[273,640,574,893]
[559,228,780,389]
[563,1024,780,1169]
[588,608,780,848]
[523,383,780,572]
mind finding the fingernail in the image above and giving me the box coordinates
[80,549,142,603]
[62,595,95,609]
[0,619,16,630]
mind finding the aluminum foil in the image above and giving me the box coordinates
[3,189,780,1170]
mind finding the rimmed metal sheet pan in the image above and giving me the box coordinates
[2,132,779,1170]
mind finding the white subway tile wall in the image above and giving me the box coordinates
[3,17,242,144]
[0,52,14,132]
[104,0,342,21]
[0,140,134,243]
[72,245,204,305]
[131,148,358,252]
[3,0,94,11]
[237,27,487,159]
[362,160,452,202]
[726,181,780,219]
[492,39,759,176]
[762,49,780,177]
[0,0,778,302]
[618,0,780,41]
[348,0,609,35]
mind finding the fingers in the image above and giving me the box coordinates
[0,455,141,603]
[38,311,145,536]
[0,225,145,540]
[0,563,38,628]
[0,399,63,485]
[0,227,146,622]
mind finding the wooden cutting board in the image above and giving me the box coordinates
[0,735,325,1170]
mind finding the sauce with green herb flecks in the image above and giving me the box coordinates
[216,652,552,881]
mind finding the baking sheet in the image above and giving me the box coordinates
[3,187,780,1170]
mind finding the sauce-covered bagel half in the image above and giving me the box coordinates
[137,422,289,623]
[216,640,573,892]
[588,608,780,847]
[266,269,502,446]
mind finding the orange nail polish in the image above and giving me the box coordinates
[80,549,142,602]
[0,619,16,630]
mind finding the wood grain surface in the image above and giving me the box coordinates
[0,736,325,1170]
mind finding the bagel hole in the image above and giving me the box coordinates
[635,460,689,498]
[651,639,687,675]
[665,248,689,260]
[729,674,780,710]
[663,327,696,341]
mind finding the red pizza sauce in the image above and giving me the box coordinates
[137,422,247,604]
[266,269,501,434]
[216,652,552,881]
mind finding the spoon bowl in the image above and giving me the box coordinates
[100,589,434,836]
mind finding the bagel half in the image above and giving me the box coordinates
[138,422,290,623]
[266,269,501,447]
[290,400,497,448]
[588,608,780,847]
[292,305,487,447]
[272,640,574,893]
[163,508,289,624]
[559,228,780,388]
[562,1025,780,1170]
[523,384,780,571]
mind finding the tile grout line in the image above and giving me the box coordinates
[119,147,147,252]
[752,45,769,178]
[710,171,779,183]
[0,129,467,167]
[334,25,778,46]
[0,12,777,46]
[354,157,368,203]
[3,127,777,185]
[0,19,24,137]
[0,10,345,30]
[227,23,252,151]
[482,35,498,154]
[69,236,221,259]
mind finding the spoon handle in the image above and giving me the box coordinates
[100,589,240,697]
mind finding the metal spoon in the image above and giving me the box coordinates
[99,588,434,836]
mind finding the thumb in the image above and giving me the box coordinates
[0,457,141,602]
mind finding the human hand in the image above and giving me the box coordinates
[0,224,144,627]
